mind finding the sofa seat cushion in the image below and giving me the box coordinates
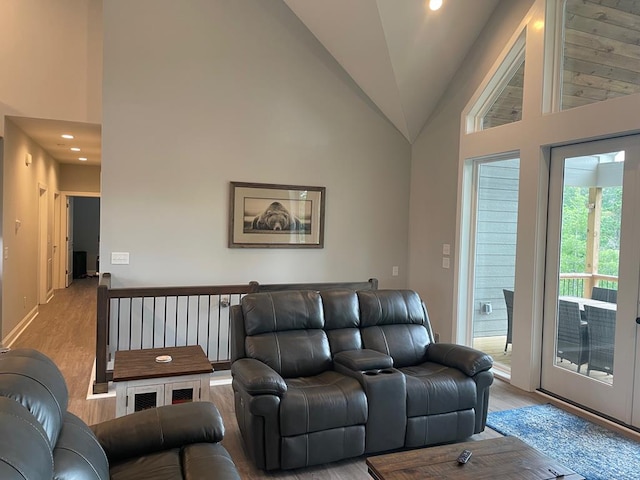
[280,371,367,436]
[182,444,241,480]
[400,362,477,417]
[108,444,239,480]
[109,448,182,480]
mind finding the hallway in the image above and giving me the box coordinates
[11,277,115,424]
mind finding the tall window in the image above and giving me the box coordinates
[466,31,525,132]
[482,61,525,129]
[471,157,520,371]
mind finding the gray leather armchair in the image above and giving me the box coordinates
[230,289,494,471]
[0,348,240,480]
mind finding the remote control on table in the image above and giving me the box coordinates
[457,449,472,464]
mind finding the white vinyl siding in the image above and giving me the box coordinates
[473,159,519,337]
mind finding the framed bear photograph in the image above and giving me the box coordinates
[228,182,325,248]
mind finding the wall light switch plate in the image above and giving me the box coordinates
[443,243,450,255]
[111,252,130,265]
[442,257,450,269]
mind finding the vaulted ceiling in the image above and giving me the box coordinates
[284,0,500,143]
[14,0,501,164]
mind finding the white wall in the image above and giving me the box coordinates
[0,0,102,134]
[60,164,101,193]
[101,0,411,288]
[408,0,534,341]
[3,119,60,340]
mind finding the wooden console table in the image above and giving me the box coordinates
[113,346,213,417]
[366,437,584,480]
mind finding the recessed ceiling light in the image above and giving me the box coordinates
[78,157,88,162]
[61,134,74,139]
[429,0,443,11]
[70,147,81,152]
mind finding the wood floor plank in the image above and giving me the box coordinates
[13,278,544,479]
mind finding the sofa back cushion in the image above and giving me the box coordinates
[246,330,331,378]
[361,324,430,368]
[320,290,362,354]
[0,349,69,447]
[242,291,324,334]
[0,396,54,480]
[54,412,110,480]
[358,290,431,368]
[241,291,331,378]
[358,290,427,327]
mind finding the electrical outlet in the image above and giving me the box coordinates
[392,266,399,276]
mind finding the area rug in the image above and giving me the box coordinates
[487,404,640,480]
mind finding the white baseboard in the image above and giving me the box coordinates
[3,306,39,347]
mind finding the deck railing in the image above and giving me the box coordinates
[94,273,378,393]
[559,273,618,298]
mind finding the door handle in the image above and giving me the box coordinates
[636,317,640,325]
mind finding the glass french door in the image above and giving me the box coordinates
[542,135,640,427]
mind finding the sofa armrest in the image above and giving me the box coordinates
[333,349,393,371]
[425,343,493,376]
[91,401,224,463]
[231,358,287,396]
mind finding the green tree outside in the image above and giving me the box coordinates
[559,186,621,295]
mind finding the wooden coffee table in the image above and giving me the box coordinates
[366,437,584,479]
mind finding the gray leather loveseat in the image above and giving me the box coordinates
[230,289,494,470]
[0,348,240,480]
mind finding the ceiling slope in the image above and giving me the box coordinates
[284,0,500,143]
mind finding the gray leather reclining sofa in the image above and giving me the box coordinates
[0,348,240,480]
[230,289,494,470]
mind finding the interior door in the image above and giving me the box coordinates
[541,135,640,427]
[66,197,74,287]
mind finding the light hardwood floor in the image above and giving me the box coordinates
[13,278,545,479]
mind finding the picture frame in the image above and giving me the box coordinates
[229,182,325,248]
